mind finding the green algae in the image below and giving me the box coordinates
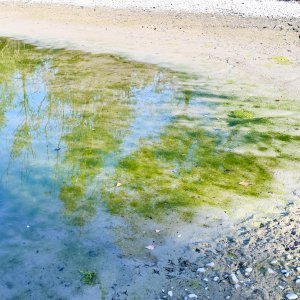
[272,56,293,65]
[102,117,275,220]
[79,270,98,285]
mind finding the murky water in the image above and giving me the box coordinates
[0,38,299,299]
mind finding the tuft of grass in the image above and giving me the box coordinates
[79,270,97,285]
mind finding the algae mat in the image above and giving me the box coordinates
[0,38,299,298]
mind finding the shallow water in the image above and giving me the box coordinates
[0,38,299,298]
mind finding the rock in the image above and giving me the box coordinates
[145,245,155,250]
[206,262,215,268]
[286,293,298,300]
[296,267,300,273]
[268,268,275,274]
[203,277,209,282]
[296,279,300,285]
[245,267,253,275]
[188,294,198,299]
[229,273,239,284]
[197,268,206,273]
[281,269,288,274]
[213,276,219,282]
[270,260,277,265]
[168,291,173,297]
[286,254,293,261]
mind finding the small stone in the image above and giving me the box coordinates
[226,297,231,300]
[268,268,275,274]
[203,277,209,282]
[197,268,206,273]
[296,279,300,285]
[282,269,288,274]
[188,294,198,299]
[229,273,239,284]
[296,267,300,273]
[270,260,277,265]
[145,245,155,250]
[245,267,253,275]
[168,291,173,297]
[206,262,215,268]
[286,293,298,300]
[213,276,219,282]
[286,254,293,261]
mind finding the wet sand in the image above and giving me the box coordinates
[0,2,299,101]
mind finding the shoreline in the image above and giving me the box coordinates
[0,2,299,101]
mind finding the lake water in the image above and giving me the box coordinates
[0,38,299,299]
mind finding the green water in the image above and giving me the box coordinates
[0,38,299,298]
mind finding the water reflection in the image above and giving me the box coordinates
[0,38,180,226]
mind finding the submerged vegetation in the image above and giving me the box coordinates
[79,270,98,285]
[0,38,299,226]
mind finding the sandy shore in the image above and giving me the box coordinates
[0,2,299,101]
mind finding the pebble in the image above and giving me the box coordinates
[197,268,206,273]
[203,277,209,282]
[282,269,288,274]
[286,254,293,261]
[188,294,198,299]
[245,267,253,275]
[229,273,239,284]
[213,276,219,282]
[168,291,173,297]
[206,262,215,268]
[270,259,277,265]
[296,267,300,273]
[268,268,275,274]
[296,279,300,285]
[286,293,298,300]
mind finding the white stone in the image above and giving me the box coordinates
[268,268,275,274]
[229,273,239,284]
[197,268,206,273]
[270,259,277,265]
[245,267,253,275]
[286,293,298,300]
[213,276,219,281]
[168,291,173,297]
[206,262,215,268]
[188,294,198,299]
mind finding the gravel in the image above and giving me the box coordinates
[2,0,300,18]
